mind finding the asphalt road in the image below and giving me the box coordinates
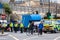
[0,32,60,40]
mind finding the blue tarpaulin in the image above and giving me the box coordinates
[22,14,42,28]
[0,3,3,9]
[30,14,41,21]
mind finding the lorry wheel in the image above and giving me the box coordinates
[53,28,58,33]
[44,31,47,33]
[50,31,54,33]
[51,30,55,33]
[54,30,58,33]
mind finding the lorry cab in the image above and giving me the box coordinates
[22,14,42,28]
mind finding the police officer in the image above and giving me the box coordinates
[9,22,13,32]
[2,23,7,29]
[14,22,18,33]
[2,23,7,34]
[20,22,24,33]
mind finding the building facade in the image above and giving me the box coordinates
[8,0,60,17]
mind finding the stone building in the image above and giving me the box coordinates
[9,0,60,16]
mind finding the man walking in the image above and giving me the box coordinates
[38,21,44,35]
[29,21,34,35]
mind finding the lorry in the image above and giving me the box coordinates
[22,14,42,28]
[43,19,60,33]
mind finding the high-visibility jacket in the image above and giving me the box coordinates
[28,23,30,28]
[10,23,13,27]
[2,23,7,27]
[20,23,24,28]
[14,24,18,27]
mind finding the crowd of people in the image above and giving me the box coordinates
[0,21,44,35]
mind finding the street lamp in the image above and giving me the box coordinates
[48,0,50,12]
[54,1,57,19]
[40,0,43,13]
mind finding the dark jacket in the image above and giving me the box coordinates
[30,23,34,30]
[38,23,43,29]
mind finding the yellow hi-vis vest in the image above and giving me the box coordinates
[14,24,18,27]
[3,23,7,27]
[20,23,24,28]
[28,24,30,28]
[10,23,13,27]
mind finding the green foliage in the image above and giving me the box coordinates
[3,3,12,15]
[46,12,51,19]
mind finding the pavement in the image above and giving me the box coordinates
[0,32,60,40]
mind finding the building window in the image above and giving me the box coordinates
[43,0,48,3]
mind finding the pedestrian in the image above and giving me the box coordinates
[29,21,34,35]
[14,22,18,33]
[20,22,24,33]
[9,22,13,32]
[38,21,44,35]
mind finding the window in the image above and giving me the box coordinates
[34,0,40,1]
[43,0,48,3]
[15,0,22,1]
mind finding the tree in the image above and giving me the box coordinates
[3,3,12,21]
[46,12,51,19]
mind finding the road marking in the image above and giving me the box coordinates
[54,36,60,40]
[23,36,38,40]
[0,37,6,39]
[9,34,19,40]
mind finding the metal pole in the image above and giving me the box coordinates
[54,1,57,19]
[48,0,50,12]
[29,0,30,13]
[40,0,43,13]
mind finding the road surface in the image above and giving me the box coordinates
[0,32,60,40]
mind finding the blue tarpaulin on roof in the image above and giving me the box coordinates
[22,14,42,28]
[30,14,41,21]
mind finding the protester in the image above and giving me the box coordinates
[29,21,34,35]
[38,21,44,35]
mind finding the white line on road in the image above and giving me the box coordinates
[9,34,19,40]
[54,36,60,40]
[23,36,38,40]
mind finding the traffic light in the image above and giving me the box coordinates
[46,12,51,19]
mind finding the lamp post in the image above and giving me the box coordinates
[48,0,50,12]
[40,0,43,13]
[56,1,57,19]
[54,1,57,19]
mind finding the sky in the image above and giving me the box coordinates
[53,0,60,3]
[57,0,60,3]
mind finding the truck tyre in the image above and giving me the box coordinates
[44,31,47,33]
[50,30,54,33]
